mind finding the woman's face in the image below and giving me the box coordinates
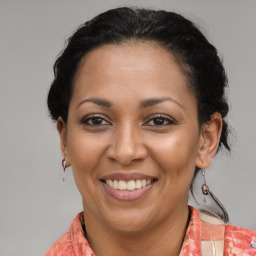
[60,41,205,233]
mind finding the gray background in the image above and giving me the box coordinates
[0,0,255,255]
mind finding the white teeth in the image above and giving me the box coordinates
[106,180,113,186]
[105,179,154,191]
[127,180,136,190]
[135,180,142,189]
[113,180,118,189]
[118,180,127,190]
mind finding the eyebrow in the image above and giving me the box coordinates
[140,97,184,110]
[77,96,184,110]
[77,98,112,109]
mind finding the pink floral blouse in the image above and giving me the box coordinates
[45,207,256,255]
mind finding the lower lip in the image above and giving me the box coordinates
[102,182,155,201]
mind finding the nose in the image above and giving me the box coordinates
[106,124,147,165]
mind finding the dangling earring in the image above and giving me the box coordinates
[201,169,209,203]
[62,159,67,182]
[200,167,229,222]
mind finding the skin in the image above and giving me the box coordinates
[57,41,222,256]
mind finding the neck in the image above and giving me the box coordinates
[83,204,190,256]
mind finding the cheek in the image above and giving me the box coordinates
[147,129,199,177]
[154,130,198,154]
[66,132,109,209]
[68,131,103,165]
[148,133,198,205]
[67,131,107,188]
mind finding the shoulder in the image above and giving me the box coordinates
[45,231,75,256]
[45,212,95,256]
[224,224,256,255]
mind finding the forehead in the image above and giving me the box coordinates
[75,41,183,78]
[71,41,195,108]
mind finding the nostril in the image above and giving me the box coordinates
[106,138,148,163]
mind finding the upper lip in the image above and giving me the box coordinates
[100,172,158,181]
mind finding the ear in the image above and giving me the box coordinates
[57,117,71,167]
[195,112,222,169]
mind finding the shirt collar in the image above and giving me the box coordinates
[70,206,202,256]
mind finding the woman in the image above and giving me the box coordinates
[45,7,256,256]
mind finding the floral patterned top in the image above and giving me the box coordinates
[45,207,256,256]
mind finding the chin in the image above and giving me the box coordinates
[104,209,154,234]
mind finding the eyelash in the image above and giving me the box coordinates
[80,114,111,126]
[80,114,176,127]
[144,114,176,126]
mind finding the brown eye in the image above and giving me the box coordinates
[145,115,175,126]
[153,117,166,125]
[81,115,110,126]
[90,117,105,125]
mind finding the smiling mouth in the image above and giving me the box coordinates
[100,179,158,191]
